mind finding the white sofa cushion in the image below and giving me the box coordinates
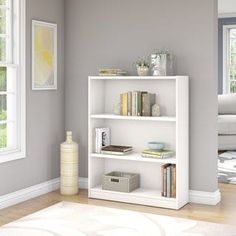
[218,115,236,135]
[218,94,236,115]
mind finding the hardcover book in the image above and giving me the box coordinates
[137,91,142,116]
[166,166,171,198]
[127,91,132,116]
[132,91,138,116]
[101,145,133,152]
[142,149,175,158]
[122,93,128,116]
[101,150,133,156]
[142,93,156,116]
[171,165,176,198]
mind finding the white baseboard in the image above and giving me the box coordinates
[0,178,60,210]
[189,189,221,205]
[0,177,88,210]
[79,177,88,189]
[0,177,220,210]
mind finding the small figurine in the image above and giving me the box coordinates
[152,104,161,117]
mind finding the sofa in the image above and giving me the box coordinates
[218,94,236,150]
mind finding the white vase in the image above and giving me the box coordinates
[151,53,174,76]
[60,131,79,195]
[137,66,149,76]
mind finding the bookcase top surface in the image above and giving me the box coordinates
[89,76,188,80]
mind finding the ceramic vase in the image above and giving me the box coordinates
[151,53,173,76]
[60,131,79,195]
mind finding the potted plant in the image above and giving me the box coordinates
[135,59,149,76]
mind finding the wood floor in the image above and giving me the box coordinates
[0,183,236,227]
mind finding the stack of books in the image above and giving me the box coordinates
[101,145,133,155]
[141,149,175,159]
[161,164,176,198]
[120,91,156,116]
[99,69,126,76]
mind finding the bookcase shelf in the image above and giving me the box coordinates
[91,152,176,164]
[90,186,176,209]
[88,75,189,210]
[90,114,176,122]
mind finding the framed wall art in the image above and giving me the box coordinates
[32,20,57,90]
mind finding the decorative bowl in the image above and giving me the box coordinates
[147,142,165,150]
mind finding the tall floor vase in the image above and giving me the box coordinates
[60,131,79,195]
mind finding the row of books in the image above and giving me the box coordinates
[99,68,126,76]
[161,164,176,198]
[141,149,175,159]
[101,145,133,155]
[120,91,156,116]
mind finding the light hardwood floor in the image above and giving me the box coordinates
[0,183,236,226]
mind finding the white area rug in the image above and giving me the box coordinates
[0,202,236,236]
[218,151,236,184]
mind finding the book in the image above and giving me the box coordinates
[161,165,165,197]
[137,91,142,116]
[120,93,123,115]
[101,145,133,152]
[161,164,171,197]
[166,166,171,198]
[95,128,110,153]
[141,93,150,116]
[142,93,156,116]
[141,153,171,159]
[127,92,132,116]
[101,150,133,155]
[140,92,148,116]
[142,149,175,158]
[99,68,126,76]
[132,91,138,116]
[163,165,168,197]
[122,93,128,116]
[171,165,176,198]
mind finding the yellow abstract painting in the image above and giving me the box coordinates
[32,21,57,90]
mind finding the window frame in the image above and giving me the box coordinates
[223,24,236,94]
[0,0,26,164]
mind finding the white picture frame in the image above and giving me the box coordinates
[95,128,111,153]
[32,20,57,90]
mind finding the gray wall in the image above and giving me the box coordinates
[218,17,236,94]
[65,0,218,192]
[0,0,64,195]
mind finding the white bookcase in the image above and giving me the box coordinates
[88,76,189,209]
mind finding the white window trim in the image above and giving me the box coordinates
[0,0,26,164]
[223,24,236,94]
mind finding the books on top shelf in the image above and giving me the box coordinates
[120,91,156,116]
[95,128,111,153]
[141,149,175,159]
[99,69,126,76]
[101,145,133,155]
[161,164,176,198]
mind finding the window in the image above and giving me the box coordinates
[0,0,25,163]
[223,25,236,94]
